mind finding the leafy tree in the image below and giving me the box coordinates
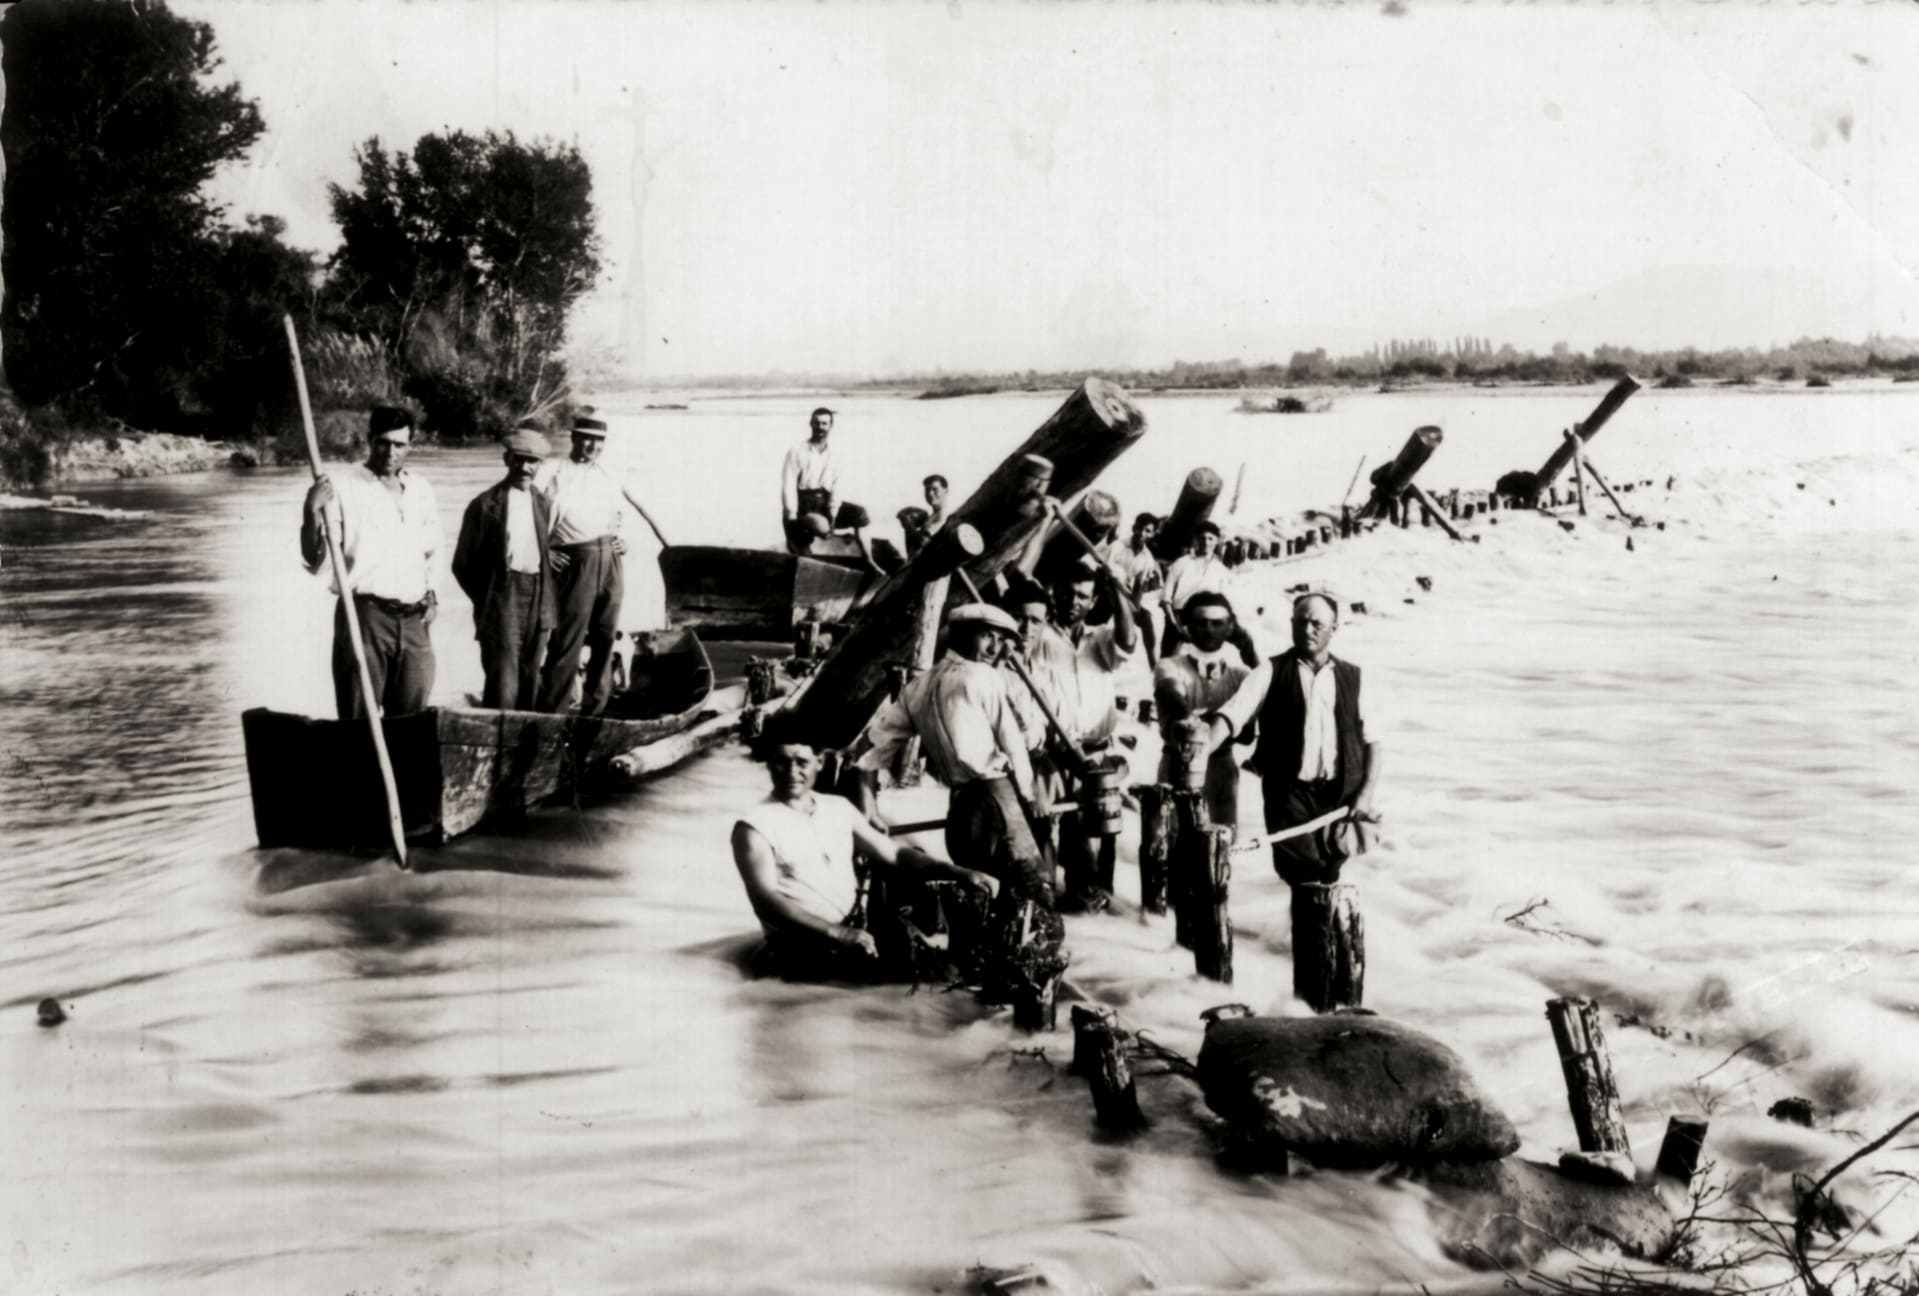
[1,0,266,425]
[326,130,601,437]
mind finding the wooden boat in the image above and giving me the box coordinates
[243,629,730,848]
[659,541,875,642]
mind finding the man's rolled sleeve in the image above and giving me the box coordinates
[1208,659,1273,742]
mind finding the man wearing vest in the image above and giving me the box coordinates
[453,426,556,711]
[1204,591,1382,884]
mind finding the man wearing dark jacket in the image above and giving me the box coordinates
[1204,591,1382,884]
[453,427,556,710]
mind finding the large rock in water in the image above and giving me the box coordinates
[1197,1014,1521,1168]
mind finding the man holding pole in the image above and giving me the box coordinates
[1010,565,1136,910]
[535,414,627,715]
[453,426,556,711]
[856,603,1057,910]
[1204,591,1382,884]
[299,405,443,720]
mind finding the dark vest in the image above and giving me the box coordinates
[1251,649,1365,803]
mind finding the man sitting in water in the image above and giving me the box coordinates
[733,738,999,982]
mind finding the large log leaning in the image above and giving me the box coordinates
[772,379,1148,750]
[1360,426,1442,519]
[1153,467,1224,562]
[1532,375,1640,492]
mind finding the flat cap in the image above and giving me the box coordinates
[572,415,609,435]
[504,428,550,457]
[947,602,1019,637]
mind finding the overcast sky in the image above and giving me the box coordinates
[180,0,1919,379]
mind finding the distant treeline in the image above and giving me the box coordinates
[884,335,1919,397]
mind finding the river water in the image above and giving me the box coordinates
[3,385,1917,1294]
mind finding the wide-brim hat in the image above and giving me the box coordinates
[504,428,550,457]
[948,602,1019,638]
[572,415,609,437]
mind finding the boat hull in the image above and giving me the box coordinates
[242,700,719,848]
[659,545,871,642]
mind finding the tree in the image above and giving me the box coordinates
[1,0,266,424]
[326,130,601,437]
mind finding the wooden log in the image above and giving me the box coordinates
[1579,455,1645,527]
[1362,426,1443,518]
[1070,1004,1147,1130]
[609,690,745,779]
[773,380,1146,749]
[1138,783,1175,914]
[1655,1116,1709,1183]
[1534,375,1641,491]
[1291,882,1364,1012]
[1170,790,1211,950]
[1153,467,1225,562]
[1546,997,1632,1156]
[1192,826,1234,984]
[1406,484,1465,542]
[1567,430,1589,516]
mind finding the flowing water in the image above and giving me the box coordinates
[3,385,1917,1294]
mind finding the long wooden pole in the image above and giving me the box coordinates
[1577,455,1644,527]
[1565,430,1588,516]
[1231,804,1350,855]
[620,486,669,548]
[283,316,409,869]
[1043,497,1158,668]
[1404,483,1465,542]
[953,567,1085,762]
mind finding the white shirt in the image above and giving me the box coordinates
[1021,622,1126,745]
[1114,541,1162,598]
[536,458,624,546]
[736,792,864,931]
[781,440,841,515]
[1213,654,1381,779]
[313,464,440,602]
[1162,553,1230,611]
[1154,642,1249,725]
[504,487,541,574]
[858,655,1036,800]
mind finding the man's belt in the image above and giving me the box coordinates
[555,536,617,552]
[354,593,430,616]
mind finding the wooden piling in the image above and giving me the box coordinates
[1169,790,1211,949]
[1070,1005,1147,1131]
[1192,827,1234,984]
[1291,882,1364,1012]
[1566,429,1589,516]
[1546,997,1632,1155]
[1655,1116,1709,1184]
[746,658,780,706]
[1137,784,1176,914]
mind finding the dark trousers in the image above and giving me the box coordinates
[477,571,547,711]
[332,596,434,720]
[784,490,871,554]
[946,777,1053,908]
[537,538,623,714]
[1057,810,1118,899]
[1262,775,1349,886]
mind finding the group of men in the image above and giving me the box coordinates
[733,476,1384,977]
[299,406,634,720]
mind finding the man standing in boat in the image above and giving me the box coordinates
[453,426,556,711]
[299,405,442,720]
[1009,564,1137,910]
[857,603,1057,910]
[922,474,950,534]
[733,738,999,981]
[1153,591,1252,832]
[1203,591,1382,884]
[535,414,626,715]
[780,406,881,574]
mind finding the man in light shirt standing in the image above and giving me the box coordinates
[1153,591,1252,832]
[780,406,879,573]
[535,414,627,714]
[1203,592,1382,885]
[299,405,442,720]
[453,426,555,711]
[857,603,1056,909]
